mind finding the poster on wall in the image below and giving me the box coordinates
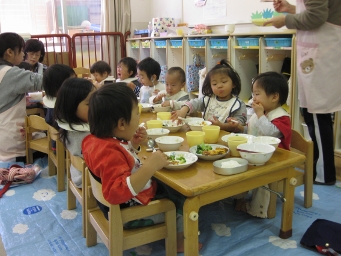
[194,0,207,7]
[203,0,226,20]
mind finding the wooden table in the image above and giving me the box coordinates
[139,112,306,256]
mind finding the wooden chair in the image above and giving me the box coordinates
[25,115,49,164]
[73,67,90,78]
[268,129,313,217]
[66,150,86,237]
[47,125,66,192]
[85,167,177,256]
[26,107,45,118]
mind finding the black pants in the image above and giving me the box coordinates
[302,108,336,183]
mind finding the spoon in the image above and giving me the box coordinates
[237,148,262,154]
[147,139,156,152]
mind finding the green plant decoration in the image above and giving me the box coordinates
[262,8,273,18]
[251,11,263,19]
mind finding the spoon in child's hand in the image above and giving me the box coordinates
[147,139,156,152]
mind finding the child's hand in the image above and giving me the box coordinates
[154,92,166,103]
[131,126,147,149]
[161,100,170,107]
[210,116,222,127]
[153,89,160,95]
[227,117,243,133]
[252,101,264,117]
[144,150,170,171]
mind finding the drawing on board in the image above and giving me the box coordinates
[194,0,207,7]
[203,0,226,20]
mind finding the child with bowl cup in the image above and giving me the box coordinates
[149,67,189,109]
[230,71,292,218]
[171,59,247,132]
[82,83,194,252]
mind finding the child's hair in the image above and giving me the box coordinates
[17,61,33,71]
[202,59,241,97]
[54,77,95,145]
[43,64,76,99]
[0,32,25,58]
[137,57,161,80]
[88,83,138,138]
[90,60,111,75]
[118,57,138,78]
[252,71,289,105]
[24,39,45,63]
[167,67,186,84]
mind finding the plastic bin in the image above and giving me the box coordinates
[236,38,259,47]
[264,38,292,47]
[155,40,166,48]
[141,41,150,48]
[209,39,228,49]
[188,39,206,48]
[170,40,182,48]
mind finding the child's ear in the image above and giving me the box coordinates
[272,93,280,102]
[129,70,133,77]
[117,118,126,131]
[151,74,156,82]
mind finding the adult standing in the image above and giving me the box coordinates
[265,0,341,185]
[24,39,47,74]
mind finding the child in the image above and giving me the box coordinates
[90,60,115,88]
[82,83,190,252]
[54,78,96,187]
[116,57,142,97]
[232,71,291,218]
[0,32,43,163]
[150,67,189,110]
[24,39,47,74]
[137,57,165,103]
[172,60,247,131]
[42,64,76,127]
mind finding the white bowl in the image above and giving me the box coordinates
[213,158,249,175]
[189,144,229,161]
[141,103,152,112]
[221,133,255,146]
[188,120,212,131]
[252,136,281,149]
[155,136,184,152]
[164,151,198,170]
[237,143,276,166]
[162,120,185,133]
[184,117,204,124]
[146,128,170,140]
[153,104,171,112]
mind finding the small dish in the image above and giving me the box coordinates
[189,144,229,161]
[213,158,248,175]
[183,117,204,124]
[251,18,272,27]
[162,120,185,133]
[164,151,198,170]
[155,136,184,151]
[221,133,254,145]
[146,128,170,140]
[141,103,153,112]
[153,104,171,112]
[188,120,212,131]
[252,136,281,149]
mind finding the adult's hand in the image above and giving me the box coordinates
[263,16,286,28]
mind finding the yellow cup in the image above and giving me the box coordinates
[176,29,184,36]
[186,131,205,148]
[227,136,248,157]
[157,112,171,120]
[202,125,220,143]
[147,120,163,129]
[138,103,142,114]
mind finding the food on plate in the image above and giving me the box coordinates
[163,120,184,127]
[221,160,242,168]
[196,144,228,155]
[196,143,212,154]
[167,154,186,165]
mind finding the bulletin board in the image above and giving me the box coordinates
[183,0,274,26]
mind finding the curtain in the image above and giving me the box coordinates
[100,0,131,66]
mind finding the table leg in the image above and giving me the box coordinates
[183,196,200,256]
[279,168,295,239]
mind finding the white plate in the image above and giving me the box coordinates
[141,103,152,112]
[162,120,185,132]
[189,144,229,161]
[164,151,198,170]
[221,133,254,144]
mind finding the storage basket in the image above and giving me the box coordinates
[188,39,205,48]
[236,38,259,47]
[264,38,292,47]
[170,40,182,48]
[141,41,150,48]
[131,41,139,48]
[155,40,166,48]
[209,39,228,49]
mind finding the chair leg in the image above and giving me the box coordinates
[165,207,177,256]
[304,171,313,208]
[86,211,98,247]
[267,182,278,219]
[56,154,65,192]
[48,158,57,176]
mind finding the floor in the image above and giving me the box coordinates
[1,156,341,256]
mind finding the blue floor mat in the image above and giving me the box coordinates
[1,161,341,256]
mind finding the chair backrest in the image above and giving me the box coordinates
[26,107,45,118]
[290,129,314,171]
[73,67,90,78]
[88,169,110,207]
[26,115,48,134]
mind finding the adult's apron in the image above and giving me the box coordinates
[0,66,27,161]
[296,0,341,113]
